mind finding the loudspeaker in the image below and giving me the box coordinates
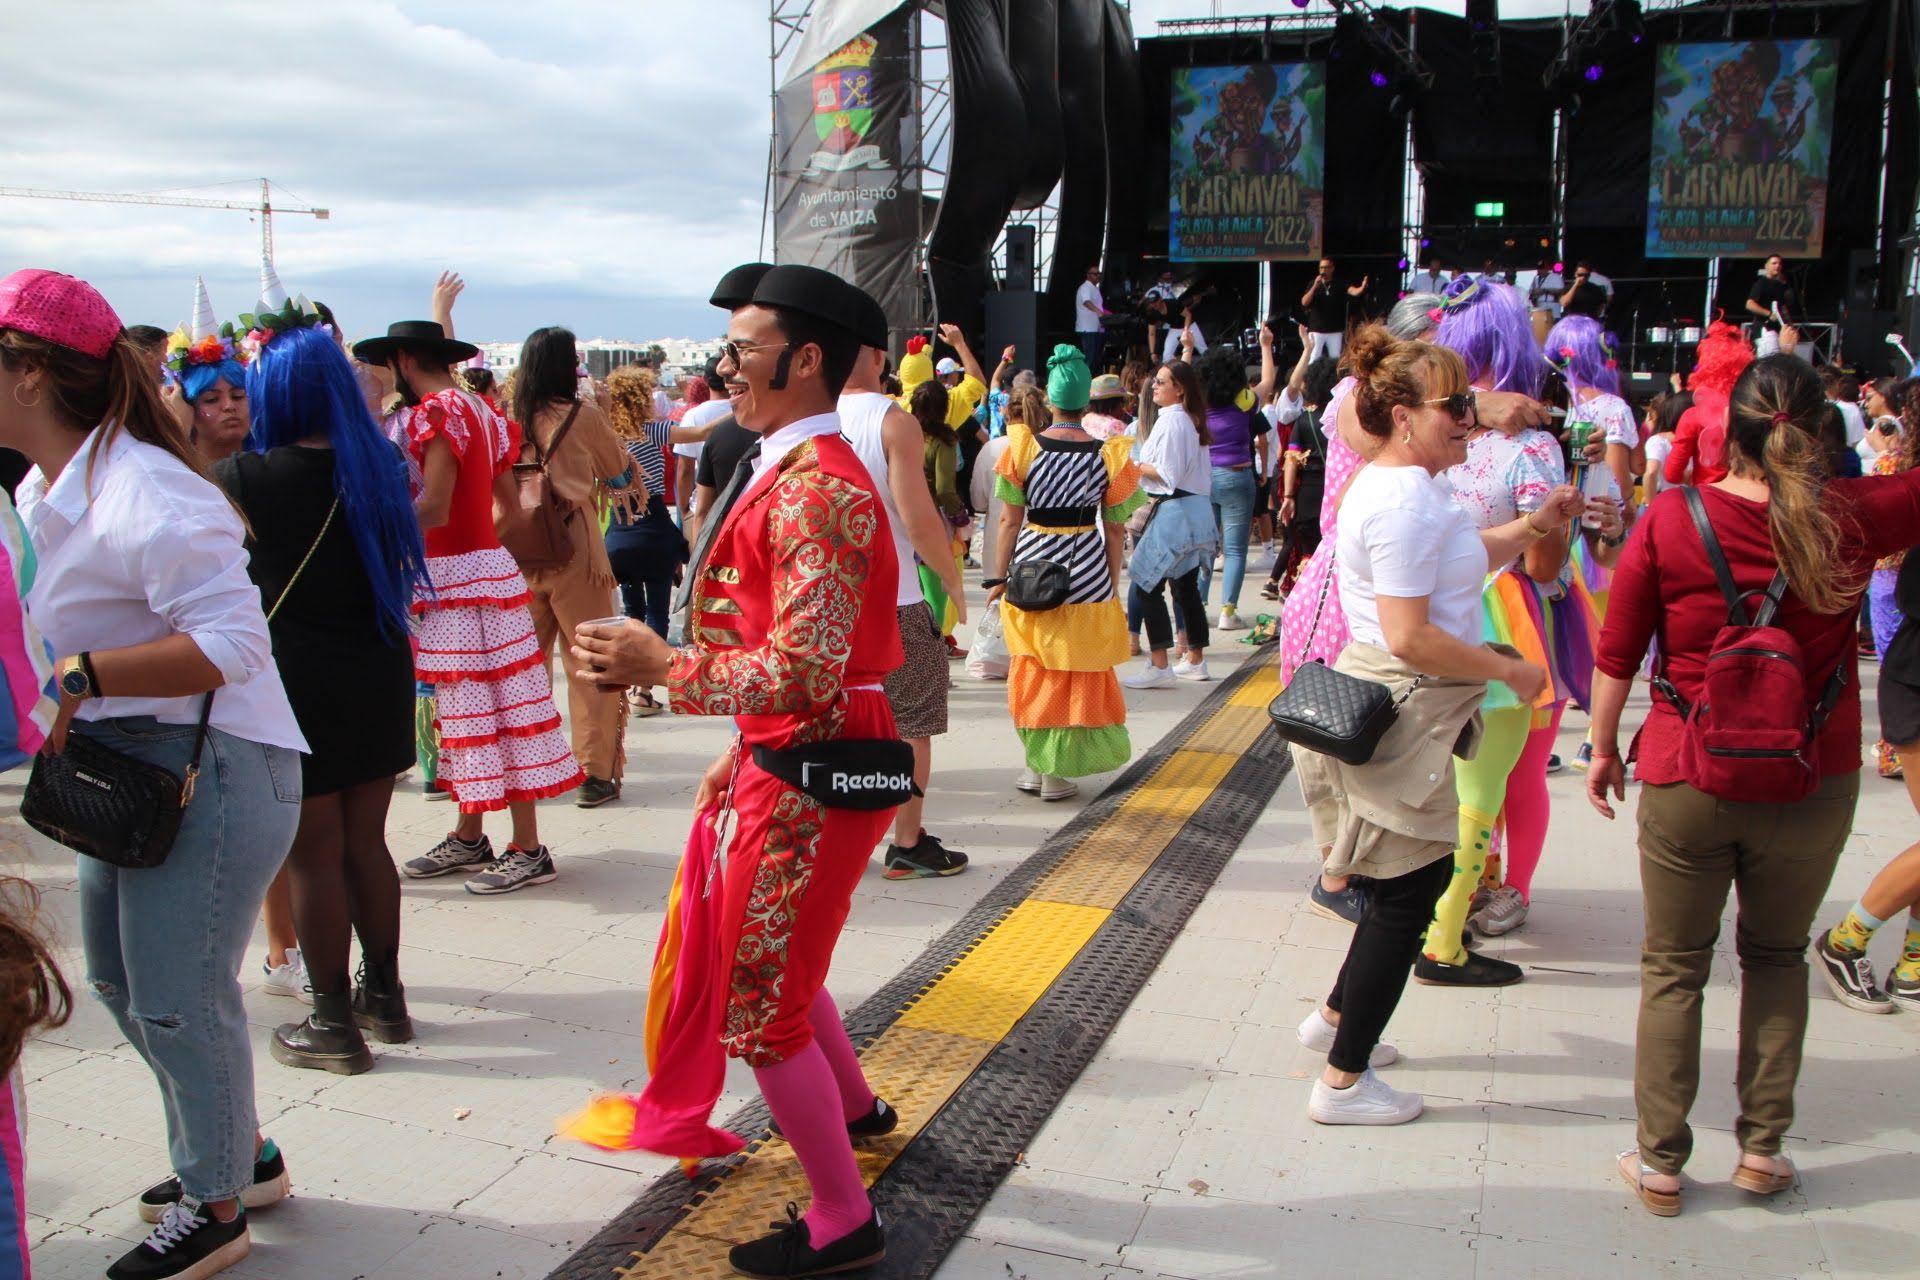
[986,289,1040,377]
[1004,225,1036,290]
[1847,250,1879,311]
[1843,308,1897,374]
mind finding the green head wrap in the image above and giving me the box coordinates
[1046,343,1091,412]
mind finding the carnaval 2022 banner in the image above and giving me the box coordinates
[773,6,919,334]
[1169,63,1325,262]
[1645,39,1836,259]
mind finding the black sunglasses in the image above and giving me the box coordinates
[1420,391,1478,421]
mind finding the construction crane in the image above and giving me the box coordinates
[0,179,329,266]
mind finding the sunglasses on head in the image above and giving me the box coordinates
[1420,391,1477,421]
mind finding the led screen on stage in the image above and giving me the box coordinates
[1169,63,1324,262]
[1645,39,1836,259]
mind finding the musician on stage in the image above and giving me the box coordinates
[1301,257,1367,360]
[1075,264,1108,368]
[1747,254,1813,360]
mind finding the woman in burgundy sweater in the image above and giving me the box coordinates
[1587,355,1920,1215]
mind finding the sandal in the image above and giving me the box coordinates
[1731,1153,1797,1196]
[627,687,662,717]
[1617,1150,1682,1217]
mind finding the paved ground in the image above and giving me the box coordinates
[13,576,1919,1280]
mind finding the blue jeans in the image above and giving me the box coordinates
[1077,331,1104,368]
[74,717,301,1201]
[1198,465,1258,614]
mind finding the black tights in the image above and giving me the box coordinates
[285,776,404,994]
[1324,855,1452,1074]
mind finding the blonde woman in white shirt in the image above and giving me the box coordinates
[0,270,304,1280]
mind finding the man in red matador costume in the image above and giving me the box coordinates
[563,263,909,1279]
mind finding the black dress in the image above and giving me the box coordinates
[1879,551,1920,748]
[214,446,415,795]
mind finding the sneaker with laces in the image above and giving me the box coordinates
[575,776,621,808]
[1887,969,1920,1009]
[1014,767,1042,794]
[109,1199,250,1280]
[139,1141,289,1224]
[1296,1008,1398,1067]
[1468,885,1530,937]
[1121,664,1177,689]
[728,1203,884,1279]
[1308,878,1369,926]
[465,845,557,895]
[260,948,311,1003]
[1545,753,1566,775]
[403,832,495,879]
[1216,607,1248,631]
[882,833,969,879]
[1172,658,1212,681]
[1813,932,1893,1013]
[1308,1068,1424,1125]
[1039,774,1080,802]
[1569,741,1595,772]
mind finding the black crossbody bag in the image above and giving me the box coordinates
[1266,559,1420,765]
[22,498,338,868]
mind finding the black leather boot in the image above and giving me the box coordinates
[352,951,414,1043]
[270,988,374,1075]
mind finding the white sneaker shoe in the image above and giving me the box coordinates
[1216,608,1248,631]
[262,947,311,1004]
[1309,1068,1424,1125]
[1039,774,1080,801]
[1121,664,1178,690]
[1295,1009,1399,1067]
[1468,884,1530,937]
[1172,659,1212,681]
[1015,767,1042,794]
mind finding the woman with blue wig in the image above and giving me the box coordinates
[167,277,251,463]
[213,291,429,1074]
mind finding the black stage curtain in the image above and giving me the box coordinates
[1046,0,1110,337]
[1005,0,1064,211]
[927,0,1027,339]
[1101,2,1148,284]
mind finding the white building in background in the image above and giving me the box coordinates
[475,336,727,382]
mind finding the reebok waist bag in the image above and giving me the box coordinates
[750,739,922,811]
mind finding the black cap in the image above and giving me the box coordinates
[850,289,888,350]
[710,262,871,345]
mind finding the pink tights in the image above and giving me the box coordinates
[753,990,876,1249]
[1503,705,1564,903]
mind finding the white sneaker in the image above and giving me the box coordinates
[1216,608,1248,631]
[1172,659,1212,681]
[1039,774,1080,801]
[1295,1009,1399,1067]
[1121,664,1177,690]
[1309,1068,1424,1125]
[1015,767,1042,794]
[1469,884,1530,937]
[261,948,311,1004]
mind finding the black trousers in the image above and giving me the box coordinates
[1324,855,1453,1073]
[1131,570,1209,652]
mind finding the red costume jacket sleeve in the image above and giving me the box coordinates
[667,472,880,719]
[1663,415,1698,486]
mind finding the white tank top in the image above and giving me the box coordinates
[838,391,923,608]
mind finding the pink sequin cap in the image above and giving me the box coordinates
[0,269,123,360]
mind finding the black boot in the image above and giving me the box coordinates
[271,989,374,1075]
[352,951,414,1044]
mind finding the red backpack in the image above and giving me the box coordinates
[1652,487,1849,804]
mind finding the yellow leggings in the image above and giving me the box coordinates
[1423,705,1532,964]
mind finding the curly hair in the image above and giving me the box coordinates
[1688,321,1755,399]
[1196,344,1249,409]
[605,365,657,441]
[0,877,70,1075]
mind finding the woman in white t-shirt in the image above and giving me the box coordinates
[1548,314,1640,519]
[1291,324,1581,1129]
[1122,360,1217,687]
[1640,391,1689,499]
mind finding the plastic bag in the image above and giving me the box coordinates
[966,600,1011,680]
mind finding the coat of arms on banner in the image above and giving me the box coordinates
[806,34,887,174]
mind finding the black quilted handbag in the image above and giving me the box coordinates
[22,695,212,868]
[1266,556,1418,765]
[1005,559,1073,612]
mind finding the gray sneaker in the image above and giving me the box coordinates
[1812,933,1892,1013]
[403,833,494,879]
[1469,885,1530,937]
[465,846,557,895]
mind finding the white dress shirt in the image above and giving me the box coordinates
[17,426,307,751]
[752,411,843,480]
[1136,405,1210,496]
[1075,281,1104,333]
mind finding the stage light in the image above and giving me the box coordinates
[1291,0,1310,8]
[1369,70,1390,88]
[1473,201,1506,219]
[1539,237,1551,248]
[1631,33,1643,45]
[1553,262,1566,273]
[1583,63,1605,82]
[1397,257,1410,271]
[1420,237,1432,248]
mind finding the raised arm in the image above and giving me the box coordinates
[431,271,465,340]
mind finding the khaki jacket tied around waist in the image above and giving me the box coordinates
[1291,640,1498,882]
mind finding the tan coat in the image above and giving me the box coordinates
[521,398,637,590]
[1291,641,1491,881]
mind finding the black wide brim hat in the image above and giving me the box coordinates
[710,262,887,350]
[351,320,479,365]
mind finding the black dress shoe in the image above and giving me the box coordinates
[1414,951,1524,987]
[728,1203,884,1278]
[770,1096,897,1142]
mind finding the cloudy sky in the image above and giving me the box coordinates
[0,1,1575,344]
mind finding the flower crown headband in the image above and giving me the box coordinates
[1548,328,1620,373]
[163,325,243,381]
[237,294,330,361]
[1427,277,1482,324]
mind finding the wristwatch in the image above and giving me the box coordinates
[59,653,97,700]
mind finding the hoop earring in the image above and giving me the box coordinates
[12,383,39,409]
[1403,431,1412,445]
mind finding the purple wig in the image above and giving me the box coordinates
[1433,278,1543,398]
[1545,313,1621,397]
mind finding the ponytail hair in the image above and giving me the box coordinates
[1344,323,1467,439]
[910,379,954,444]
[1725,354,1857,615]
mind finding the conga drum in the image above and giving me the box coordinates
[1531,308,1553,345]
